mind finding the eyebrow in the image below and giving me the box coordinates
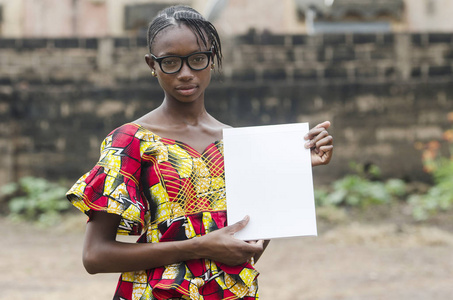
[154,49,211,57]
[154,44,212,56]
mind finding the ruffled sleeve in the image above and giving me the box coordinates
[66,124,149,235]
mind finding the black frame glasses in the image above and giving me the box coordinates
[151,51,213,74]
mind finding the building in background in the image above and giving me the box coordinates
[0,0,453,38]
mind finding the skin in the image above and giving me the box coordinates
[82,24,334,275]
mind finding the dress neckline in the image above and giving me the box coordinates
[130,123,221,156]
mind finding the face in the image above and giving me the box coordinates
[146,24,213,104]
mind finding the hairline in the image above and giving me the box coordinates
[149,23,211,55]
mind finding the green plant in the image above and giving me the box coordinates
[315,164,407,208]
[0,176,70,226]
[408,158,453,220]
[411,112,453,220]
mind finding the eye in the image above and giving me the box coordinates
[161,57,180,66]
[190,54,207,63]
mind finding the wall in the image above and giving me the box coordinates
[1,32,453,187]
[3,0,453,38]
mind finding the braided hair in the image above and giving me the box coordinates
[147,5,223,68]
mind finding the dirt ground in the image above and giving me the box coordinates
[2,207,453,300]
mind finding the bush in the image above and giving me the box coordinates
[315,161,407,208]
[408,158,453,220]
[0,176,70,226]
[411,112,453,220]
[316,174,406,208]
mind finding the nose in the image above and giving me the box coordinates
[177,59,194,79]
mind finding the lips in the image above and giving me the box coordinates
[176,84,198,96]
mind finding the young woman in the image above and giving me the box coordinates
[67,5,333,300]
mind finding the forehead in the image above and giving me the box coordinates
[152,24,209,56]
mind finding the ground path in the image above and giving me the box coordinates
[2,214,453,300]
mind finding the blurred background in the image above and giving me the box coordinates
[1,0,453,299]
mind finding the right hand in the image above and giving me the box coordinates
[197,216,264,266]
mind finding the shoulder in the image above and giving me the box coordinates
[101,123,162,152]
[107,123,141,137]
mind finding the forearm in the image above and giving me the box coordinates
[83,211,263,274]
[83,237,202,274]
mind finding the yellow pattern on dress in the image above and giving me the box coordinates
[189,277,205,300]
[123,202,141,221]
[193,157,211,195]
[239,267,256,287]
[246,280,258,297]
[99,135,113,160]
[162,264,179,279]
[134,274,148,300]
[184,216,197,238]
[107,197,122,213]
[147,225,161,243]
[170,202,186,219]
[103,148,122,170]
[135,127,157,142]
[193,157,210,177]
[202,212,215,234]
[140,285,153,300]
[194,177,210,195]
[167,144,193,178]
[122,271,135,282]
[150,183,171,222]
[103,169,120,194]
[209,177,226,211]
[109,181,128,200]
[225,273,248,298]
[142,140,168,163]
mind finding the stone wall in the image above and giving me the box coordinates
[1,32,453,187]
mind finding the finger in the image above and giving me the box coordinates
[305,130,329,149]
[305,127,331,144]
[246,240,264,252]
[305,121,331,140]
[318,145,334,154]
[228,215,250,234]
[315,121,331,130]
[305,121,330,139]
[314,135,333,148]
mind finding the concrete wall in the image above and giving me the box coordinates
[3,0,453,38]
[1,32,453,187]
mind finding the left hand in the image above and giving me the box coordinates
[304,121,334,167]
[246,240,270,263]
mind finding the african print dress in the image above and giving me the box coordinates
[66,123,259,300]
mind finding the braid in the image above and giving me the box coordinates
[147,5,223,68]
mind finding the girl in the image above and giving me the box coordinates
[67,5,333,300]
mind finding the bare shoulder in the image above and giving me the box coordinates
[133,110,168,134]
[205,115,231,138]
[209,116,231,130]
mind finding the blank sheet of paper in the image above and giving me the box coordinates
[223,123,317,240]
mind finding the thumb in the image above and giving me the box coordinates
[228,215,250,234]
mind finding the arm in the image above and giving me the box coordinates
[82,211,264,274]
[304,121,334,167]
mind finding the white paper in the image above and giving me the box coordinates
[223,123,317,240]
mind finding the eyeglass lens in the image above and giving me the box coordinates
[160,53,210,73]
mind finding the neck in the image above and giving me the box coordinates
[159,98,208,126]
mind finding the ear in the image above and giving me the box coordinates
[145,54,155,70]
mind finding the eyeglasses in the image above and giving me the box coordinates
[151,51,212,74]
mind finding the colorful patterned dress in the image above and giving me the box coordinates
[66,123,259,300]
